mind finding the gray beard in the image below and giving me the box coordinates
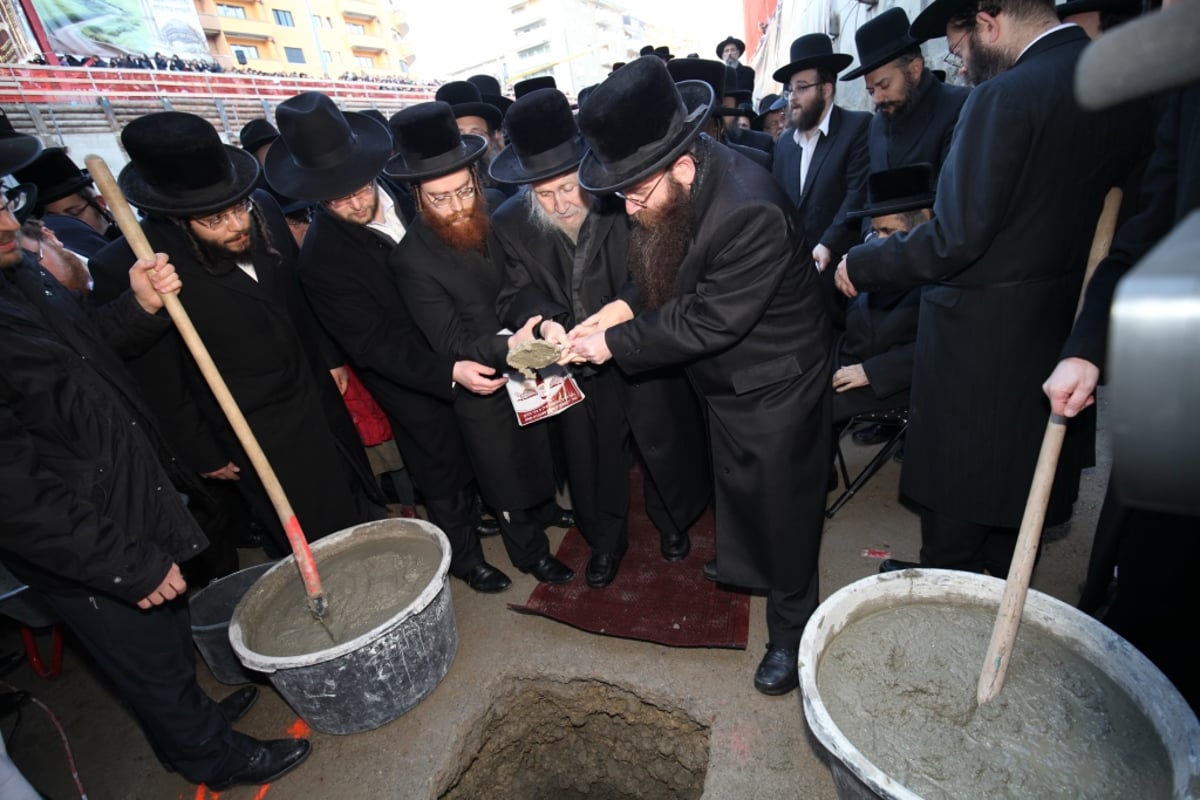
[525,189,589,244]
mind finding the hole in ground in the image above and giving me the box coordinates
[440,677,711,799]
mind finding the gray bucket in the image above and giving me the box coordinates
[228,518,455,735]
[798,569,1200,800]
[189,562,274,685]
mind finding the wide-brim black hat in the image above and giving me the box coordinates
[513,76,557,99]
[752,93,782,130]
[435,81,503,130]
[772,33,854,83]
[490,89,586,185]
[654,46,675,61]
[910,0,975,41]
[847,163,935,220]
[383,102,488,182]
[467,74,513,116]
[843,7,922,81]
[119,112,260,216]
[12,147,91,212]
[578,56,713,194]
[239,118,278,152]
[264,92,393,202]
[666,58,727,114]
[0,112,42,177]
[715,35,746,58]
[1056,0,1141,19]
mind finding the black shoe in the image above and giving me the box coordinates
[853,422,894,446]
[206,738,312,791]
[476,516,501,537]
[702,559,718,582]
[585,552,622,588]
[217,686,258,723]
[520,555,575,584]
[458,562,511,593]
[879,558,920,573]
[753,644,799,696]
[660,530,691,561]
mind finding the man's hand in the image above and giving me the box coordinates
[1043,357,1100,418]
[130,253,181,314]
[812,243,834,272]
[453,360,509,395]
[508,315,543,349]
[137,562,187,610]
[833,364,869,392]
[571,331,612,365]
[834,254,859,298]
[329,365,349,395]
[568,300,633,341]
[200,461,241,481]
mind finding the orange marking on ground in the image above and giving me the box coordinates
[287,718,311,738]
[726,724,754,762]
[251,785,271,800]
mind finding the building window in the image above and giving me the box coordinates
[346,22,366,34]
[272,9,294,26]
[518,43,550,59]
[355,55,374,68]
[217,4,247,18]
[284,46,306,63]
[231,43,259,60]
[515,19,546,34]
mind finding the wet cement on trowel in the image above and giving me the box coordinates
[817,603,1172,799]
[249,536,441,657]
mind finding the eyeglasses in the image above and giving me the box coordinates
[192,198,253,230]
[325,183,375,208]
[787,81,825,95]
[423,183,477,209]
[1,191,28,219]
[945,30,969,71]
[615,171,667,210]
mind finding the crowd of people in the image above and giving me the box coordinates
[0,0,1195,794]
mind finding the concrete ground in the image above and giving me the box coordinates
[0,412,1110,800]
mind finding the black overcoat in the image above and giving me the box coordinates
[390,218,555,512]
[846,27,1151,527]
[605,137,833,592]
[867,69,970,176]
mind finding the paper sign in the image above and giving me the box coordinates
[505,365,585,426]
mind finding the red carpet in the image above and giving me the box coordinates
[510,473,750,649]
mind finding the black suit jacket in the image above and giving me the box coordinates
[846,27,1152,527]
[867,70,970,176]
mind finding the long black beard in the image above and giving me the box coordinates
[628,179,693,311]
[966,35,1012,86]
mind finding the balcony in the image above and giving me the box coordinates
[341,0,380,20]
[218,17,276,41]
[197,12,222,34]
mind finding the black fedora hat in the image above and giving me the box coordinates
[715,35,746,58]
[0,111,43,177]
[264,92,392,202]
[489,89,585,185]
[513,76,557,99]
[772,33,853,83]
[577,56,714,194]
[910,0,975,40]
[752,93,781,130]
[119,112,260,216]
[842,8,923,81]
[383,102,488,182]
[654,46,675,61]
[12,147,91,213]
[435,81,503,130]
[239,118,278,152]
[610,61,626,74]
[666,58,726,99]
[467,74,513,116]
[847,163,935,220]
[1056,0,1141,18]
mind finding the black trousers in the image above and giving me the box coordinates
[424,488,484,577]
[495,506,551,570]
[40,591,258,784]
[919,507,1022,578]
[766,568,820,650]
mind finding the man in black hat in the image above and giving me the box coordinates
[834,0,1149,577]
[89,110,385,556]
[0,129,311,791]
[238,118,278,166]
[569,56,833,695]
[771,33,870,323]
[667,59,772,169]
[513,76,557,99]
[841,7,970,179]
[752,93,786,141]
[434,81,512,197]
[384,101,574,586]
[13,146,118,258]
[716,34,756,95]
[467,74,513,117]
[267,91,514,594]
[488,88,710,588]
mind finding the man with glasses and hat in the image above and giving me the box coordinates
[771,34,870,325]
[90,111,385,559]
[0,124,311,792]
[489,88,710,588]
[569,56,833,695]
[269,92,516,594]
[834,0,1149,577]
[435,80,513,199]
[384,101,575,587]
[13,145,118,258]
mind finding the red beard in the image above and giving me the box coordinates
[628,178,693,310]
[424,199,491,254]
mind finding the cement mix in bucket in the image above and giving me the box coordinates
[817,602,1172,799]
[247,535,442,657]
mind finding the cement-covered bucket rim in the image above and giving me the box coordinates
[797,568,1200,800]
[227,517,452,672]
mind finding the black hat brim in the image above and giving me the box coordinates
[481,93,513,116]
[715,37,746,57]
[7,183,38,224]
[263,112,393,202]
[910,0,974,41]
[241,132,278,153]
[382,133,489,182]
[578,80,714,195]
[771,53,854,84]
[451,101,503,131]
[842,36,922,81]
[488,135,586,185]
[1056,0,1141,17]
[0,136,44,178]
[119,145,260,216]
[846,191,935,220]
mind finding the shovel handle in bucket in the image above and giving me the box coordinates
[85,155,329,620]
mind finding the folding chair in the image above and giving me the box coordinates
[826,407,908,518]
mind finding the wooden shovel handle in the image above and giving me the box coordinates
[85,155,328,617]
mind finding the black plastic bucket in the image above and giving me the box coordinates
[190,562,274,685]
